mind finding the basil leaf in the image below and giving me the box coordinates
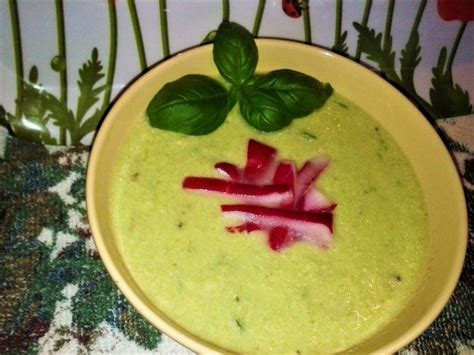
[213,21,258,86]
[254,69,333,118]
[147,75,232,135]
[239,85,291,132]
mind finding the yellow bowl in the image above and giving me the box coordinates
[86,40,467,353]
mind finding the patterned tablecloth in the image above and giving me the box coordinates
[0,115,473,353]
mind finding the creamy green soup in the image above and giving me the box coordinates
[111,93,428,353]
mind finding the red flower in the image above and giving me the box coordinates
[437,0,474,22]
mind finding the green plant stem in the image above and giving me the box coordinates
[128,0,147,70]
[335,0,343,47]
[355,0,372,60]
[9,0,23,121]
[159,0,170,58]
[383,0,395,53]
[301,0,312,43]
[222,0,230,22]
[411,0,426,35]
[55,0,68,145]
[447,21,467,73]
[102,0,118,112]
[253,0,266,36]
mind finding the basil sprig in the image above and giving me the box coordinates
[147,21,333,135]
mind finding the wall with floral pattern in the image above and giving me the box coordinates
[1,0,472,145]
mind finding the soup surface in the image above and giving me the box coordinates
[110,93,428,353]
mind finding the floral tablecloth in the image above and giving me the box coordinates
[0,116,473,353]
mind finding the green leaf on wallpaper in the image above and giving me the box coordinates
[0,105,8,130]
[1,105,55,145]
[29,65,39,83]
[430,48,473,119]
[76,48,106,124]
[353,22,397,81]
[1,48,108,145]
[44,93,76,134]
[333,31,348,55]
[400,30,422,93]
[11,69,58,144]
[76,108,103,140]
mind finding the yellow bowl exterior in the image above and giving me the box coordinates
[86,40,467,353]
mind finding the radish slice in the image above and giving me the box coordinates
[215,162,241,180]
[268,227,300,251]
[226,222,261,234]
[221,204,333,247]
[243,140,278,183]
[295,156,329,207]
[273,161,297,186]
[183,177,292,206]
[302,189,337,212]
[273,161,297,208]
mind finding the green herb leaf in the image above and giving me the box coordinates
[239,85,291,131]
[147,21,334,136]
[213,21,258,86]
[147,75,232,135]
[254,69,333,118]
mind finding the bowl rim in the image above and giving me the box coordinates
[86,38,468,353]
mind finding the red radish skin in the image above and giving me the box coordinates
[221,205,333,232]
[183,177,293,206]
[294,157,329,208]
[226,222,261,234]
[243,140,278,183]
[273,161,297,208]
[215,162,241,180]
[221,205,333,249]
[268,227,301,251]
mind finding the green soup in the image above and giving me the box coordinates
[111,93,428,353]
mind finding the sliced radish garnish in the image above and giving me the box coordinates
[183,140,336,252]
[302,189,337,212]
[273,161,297,207]
[183,177,292,206]
[215,162,241,180]
[226,222,261,234]
[242,140,278,183]
[221,204,333,231]
[268,227,301,251]
[294,156,329,208]
[221,204,333,246]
